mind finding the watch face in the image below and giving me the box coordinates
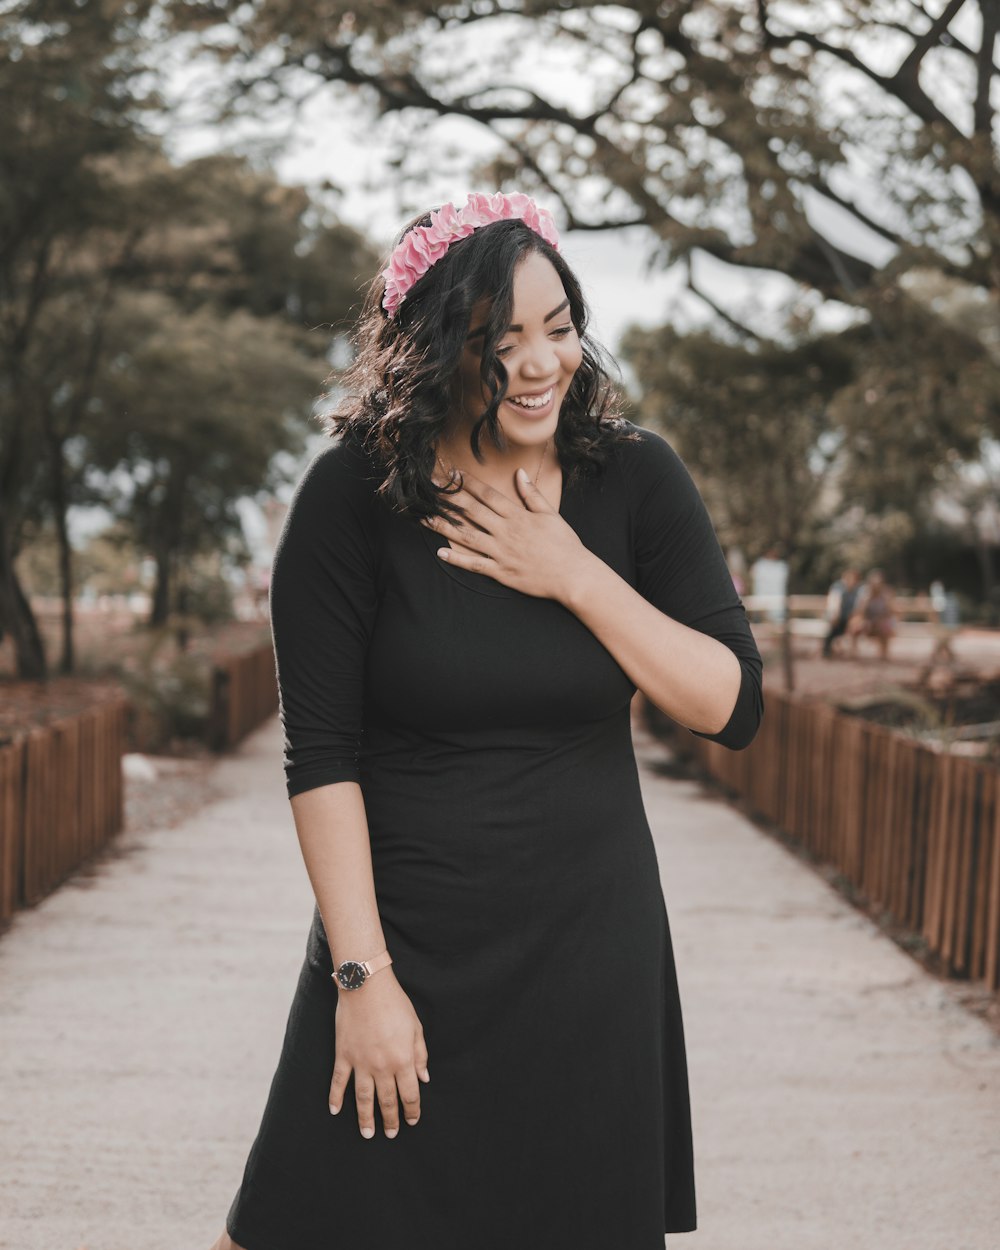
[336,960,367,990]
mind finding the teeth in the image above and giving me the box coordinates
[508,388,553,410]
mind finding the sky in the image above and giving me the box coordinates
[72,7,980,556]
[155,20,899,354]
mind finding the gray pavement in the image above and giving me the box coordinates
[1,715,998,1250]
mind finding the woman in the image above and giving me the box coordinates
[214,191,764,1250]
[846,568,897,660]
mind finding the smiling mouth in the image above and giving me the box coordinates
[506,387,554,410]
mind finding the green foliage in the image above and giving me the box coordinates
[620,321,854,560]
[116,627,213,752]
[0,1,381,674]
[180,0,1000,605]
[191,0,999,303]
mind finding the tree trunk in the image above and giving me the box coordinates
[0,512,47,680]
[45,429,75,674]
[175,562,190,651]
[781,580,795,693]
[974,527,996,622]
[147,469,187,630]
[55,506,74,674]
[149,541,171,627]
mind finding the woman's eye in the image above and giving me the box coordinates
[496,325,574,357]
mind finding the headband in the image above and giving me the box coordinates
[380,191,561,318]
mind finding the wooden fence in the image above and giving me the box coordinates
[208,644,278,751]
[652,689,1000,993]
[0,699,128,927]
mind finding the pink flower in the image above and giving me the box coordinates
[380,191,560,317]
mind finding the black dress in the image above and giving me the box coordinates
[225,420,763,1250]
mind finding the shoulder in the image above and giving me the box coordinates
[290,431,383,517]
[276,432,386,568]
[609,419,699,507]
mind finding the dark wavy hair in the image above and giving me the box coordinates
[324,207,639,521]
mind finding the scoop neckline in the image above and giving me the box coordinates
[419,466,573,599]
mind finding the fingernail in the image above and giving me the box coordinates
[329,1103,340,1115]
[421,1069,430,1082]
[386,1127,398,1138]
[361,1126,375,1139]
[405,1117,419,1125]
[437,549,450,561]
[517,467,529,482]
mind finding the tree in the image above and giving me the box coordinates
[73,152,379,628]
[1,2,378,676]
[85,291,326,628]
[621,321,855,687]
[191,0,998,306]
[179,1,1000,615]
[0,0,161,677]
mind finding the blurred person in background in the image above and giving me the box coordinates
[821,566,862,659]
[750,543,788,623]
[846,568,897,660]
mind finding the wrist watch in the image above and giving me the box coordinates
[332,949,393,991]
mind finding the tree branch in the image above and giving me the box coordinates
[686,257,764,344]
[758,20,965,142]
[801,175,904,247]
[895,0,967,81]
[974,1,998,137]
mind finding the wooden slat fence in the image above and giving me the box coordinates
[654,689,1000,992]
[0,699,127,926]
[208,644,278,751]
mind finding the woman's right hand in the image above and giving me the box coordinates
[329,969,430,1139]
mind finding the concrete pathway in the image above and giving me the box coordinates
[1,715,998,1250]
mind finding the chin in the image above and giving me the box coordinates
[501,394,565,444]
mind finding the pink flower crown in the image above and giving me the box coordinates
[381,191,560,318]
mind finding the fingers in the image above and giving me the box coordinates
[354,1070,378,1139]
[426,498,496,546]
[447,471,517,518]
[415,1026,430,1084]
[375,1071,401,1138]
[332,1059,428,1138]
[329,1056,352,1118]
[398,1070,422,1127]
[423,519,497,572]
[515,466,555,511]
[351,1066,424,1139]
[424,511,494,554]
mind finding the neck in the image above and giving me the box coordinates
[436,428,550,482]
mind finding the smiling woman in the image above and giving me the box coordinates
[213,191,764,1250]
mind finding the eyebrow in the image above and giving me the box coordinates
[466,298,571,341]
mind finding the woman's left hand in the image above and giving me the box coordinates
[420,468,595,602]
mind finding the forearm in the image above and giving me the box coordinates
[561,552,742,735]
[289,781,386,969]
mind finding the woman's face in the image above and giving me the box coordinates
[451,250,583,451]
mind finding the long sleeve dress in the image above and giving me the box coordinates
[225,419,764,1250]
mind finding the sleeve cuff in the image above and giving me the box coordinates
[688,657,764,752]
[286,760,362,799]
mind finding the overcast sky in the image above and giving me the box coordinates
[156,21,901,355]
[82,10,979,556]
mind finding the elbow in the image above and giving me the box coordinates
[724,684,765,751]
[689,658,764,752]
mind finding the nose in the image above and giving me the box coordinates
[519,333,560,380]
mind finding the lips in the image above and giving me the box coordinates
[506,387,554,410]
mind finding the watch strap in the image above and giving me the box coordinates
[363,949,393,978]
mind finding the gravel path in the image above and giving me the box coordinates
[1,714,998,1250]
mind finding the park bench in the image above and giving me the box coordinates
[743,593,942,637]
